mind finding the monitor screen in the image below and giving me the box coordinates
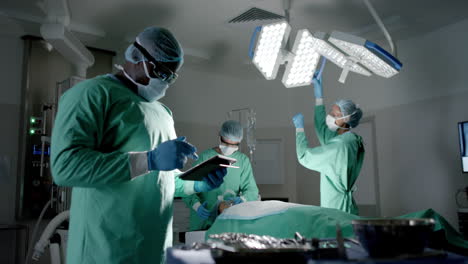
[458,121,468,172]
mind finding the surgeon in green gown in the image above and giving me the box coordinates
[183,120,259,230]
[292,75,365,215]
[51,27,228,264]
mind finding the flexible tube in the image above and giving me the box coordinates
[25,199,52,264]
[32,210,70,261]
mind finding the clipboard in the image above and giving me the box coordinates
[179,154,238,181]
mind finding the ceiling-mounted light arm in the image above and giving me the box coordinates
[362,0,397,57]
[39,0,95,78]
[339,57,358,83]
[280,49,294,64]
[37,0,71,26]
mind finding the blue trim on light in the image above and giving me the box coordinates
[313,57,327,80]
[248,26,262,59]
[364,40,402,71]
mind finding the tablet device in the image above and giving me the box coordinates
[179,154,237,181]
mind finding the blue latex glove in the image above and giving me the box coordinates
[312,75,323,99]
[194,167,228,193]
[147,136,198,171]
[228,197,243,205]
[292,113,304,129]
[196,201,212,220]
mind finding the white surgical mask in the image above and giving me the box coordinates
[219,145,238,156]
[326,115,350,132]
[123,62,169,102]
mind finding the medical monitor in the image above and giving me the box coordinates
[458,121,468,172]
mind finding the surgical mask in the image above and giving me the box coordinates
[219,144,238,156]
[326,115,350,132]
[122,62,169,102]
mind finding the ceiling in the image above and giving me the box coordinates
[1,0,468,79]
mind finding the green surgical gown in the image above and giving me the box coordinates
[51,75,195,264]
[183,149,259,230]
[296,105,365,215]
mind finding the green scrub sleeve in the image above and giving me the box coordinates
[239,157,259,201]
[296,131,345,183]
[51,83,133,187]
[314,105,338,145]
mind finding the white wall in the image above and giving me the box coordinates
[372,93,468,224]
[164,18,468,228]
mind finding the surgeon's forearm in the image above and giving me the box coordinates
[51,148,132,187]
[174,174,196,198]
[316,98,324,106]
[242,180,260,201]
[183,194,201,211]
[296,132,311,162]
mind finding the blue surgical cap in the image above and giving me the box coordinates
[220,120,244,142]
[335,99,363,128]
[125,26,184,64]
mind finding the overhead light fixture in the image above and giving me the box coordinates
[311,32,371,78]
[249,22,403,86]
[328,31,402,78]
[282,30,373,88]
[282,29,321,88]
[251,21,291,80]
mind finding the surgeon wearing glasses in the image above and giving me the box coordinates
[183,120,259,231]
[51,27,228,264]
[292,75,365,215]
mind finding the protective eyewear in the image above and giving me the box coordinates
[133,41,178,84]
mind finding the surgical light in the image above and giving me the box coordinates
[251,21,291,80]
[282,29,321,88]
[282,30,373,88]
[249,21,403,86]
[311,32,371,78]
[328,31,402,78]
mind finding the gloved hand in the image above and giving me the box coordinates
[292,113,304,129]
[312,75,323,99]
[194,167,228,193]
[228,197,243,205]
[147,136,198,171]
[196,201,212,220]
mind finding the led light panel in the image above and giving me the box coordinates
[312,32,371,77]
[328,31,402,78]
[252,21,291,80]
[282,29,321,88]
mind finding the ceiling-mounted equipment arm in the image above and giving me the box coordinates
[362,0,397,57]
[39,0,95,78]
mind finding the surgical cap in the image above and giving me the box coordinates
[125,26,184,63]
[335,99,363,128]
[220,120,244,142]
